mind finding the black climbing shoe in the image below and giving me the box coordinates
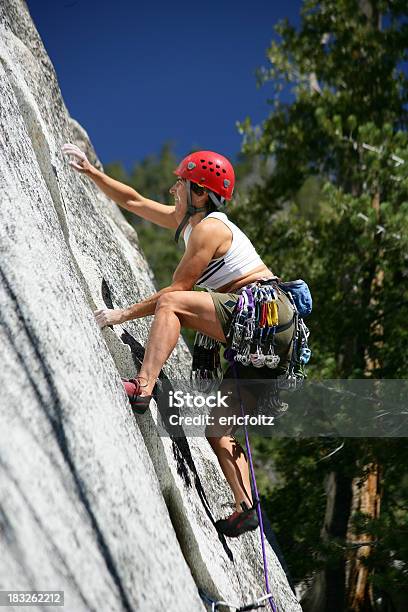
[122,378,152,415]
[215,502,259,538]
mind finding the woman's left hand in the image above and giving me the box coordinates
[94,308,125,328]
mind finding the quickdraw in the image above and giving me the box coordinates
[228,279,312,390]
[229,281,287,371]
[191,332,223,394]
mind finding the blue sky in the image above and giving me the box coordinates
[26,0,302,170]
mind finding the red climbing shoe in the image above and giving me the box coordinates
[215,502,259,538]
[121,378,152,415]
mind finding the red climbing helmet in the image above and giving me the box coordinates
[174,151,235,200]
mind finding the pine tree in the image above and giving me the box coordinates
[236,1,408,609]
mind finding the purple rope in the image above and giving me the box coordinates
[229,357,278,612]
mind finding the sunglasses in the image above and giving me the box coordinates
[175,178,205,196]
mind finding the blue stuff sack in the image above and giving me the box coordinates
[279,279,312,318]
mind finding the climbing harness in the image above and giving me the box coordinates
[227,278,312,391]
[191,279,312,394]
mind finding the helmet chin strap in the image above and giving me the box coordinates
[174,180,208,243]
[208,190,226,209]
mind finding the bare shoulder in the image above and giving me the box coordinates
[190,217,230,244]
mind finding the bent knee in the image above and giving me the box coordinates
[155,292,180,312]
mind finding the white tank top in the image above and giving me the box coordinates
[183,212,264,290]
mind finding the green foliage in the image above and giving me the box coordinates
[261,439,349,581]
[235,0,408,602]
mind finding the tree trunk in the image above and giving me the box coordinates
[347,465,381,611]
[301,472,352,612]
[347,192,383,611]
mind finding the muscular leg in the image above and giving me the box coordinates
[207,435,253,512]
[138,291,226,395]
[135,291,252,512]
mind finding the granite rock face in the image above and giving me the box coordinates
[0,2,301,611]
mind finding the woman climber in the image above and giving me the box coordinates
[62,143,296,538]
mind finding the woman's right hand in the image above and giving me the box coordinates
[62,143,93,173]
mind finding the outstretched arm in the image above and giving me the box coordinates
[62,144,177,229]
